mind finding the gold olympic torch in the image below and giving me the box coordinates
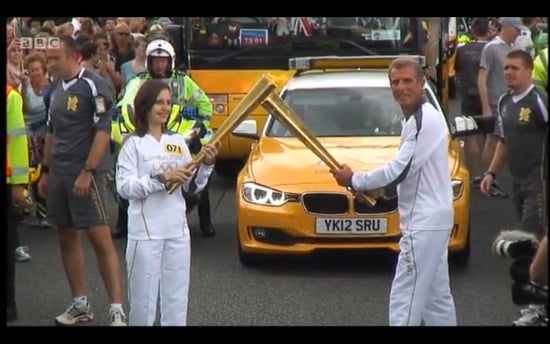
[260,91,376,206]
[166,77,276,194]
[167,75,377,206]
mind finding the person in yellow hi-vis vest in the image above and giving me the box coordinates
[112,36,216,238]
[532,47,548,97]
[6,85,30,322]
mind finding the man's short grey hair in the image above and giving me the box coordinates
[388,57,424,82]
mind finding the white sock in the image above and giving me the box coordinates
[110,303,124,313]
[73,296,88,307]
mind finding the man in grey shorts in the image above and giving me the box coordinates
[478,17,524,197]
[46,166,111,228]
[37,35,126,326]
[480,49,548,326]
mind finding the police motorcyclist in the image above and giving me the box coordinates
[112,36,216,238]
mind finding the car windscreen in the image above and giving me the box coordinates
[267,87,406,138]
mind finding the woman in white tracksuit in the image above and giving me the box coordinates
[116,79,219,326]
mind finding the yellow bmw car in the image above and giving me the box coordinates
[234,56,470,267]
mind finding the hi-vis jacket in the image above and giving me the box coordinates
[116,132,214,240]
[6,86,29,185]
[112,71,213,150]
[533,48,548,97]
[457,34,471,48]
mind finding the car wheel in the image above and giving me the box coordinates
[451,223,471,266]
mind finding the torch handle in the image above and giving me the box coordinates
[166,153,205,194]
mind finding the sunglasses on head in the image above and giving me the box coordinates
[117,32,130,36]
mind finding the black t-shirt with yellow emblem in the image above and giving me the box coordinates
[494,85,548,182]
[47,68,114,175]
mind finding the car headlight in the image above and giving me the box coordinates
[451,180,464,200]
[242,182,297,207]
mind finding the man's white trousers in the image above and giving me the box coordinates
[126,236,190,326]
[389,229,457,326]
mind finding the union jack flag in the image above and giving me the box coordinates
[292,17,313,37]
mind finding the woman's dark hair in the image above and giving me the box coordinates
[75,34,92,49]
[133,79,171,136]
[79,40,98,61]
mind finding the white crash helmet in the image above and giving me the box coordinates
[145,39,176,74]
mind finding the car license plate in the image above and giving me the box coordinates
[315,218,388,234]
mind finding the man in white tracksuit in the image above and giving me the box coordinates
[116,80,218,326]
[333,57,457,326]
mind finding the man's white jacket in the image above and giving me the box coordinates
[352,102,454,232]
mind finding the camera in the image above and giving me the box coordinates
[492,230,539,260]
[492,230,548,324]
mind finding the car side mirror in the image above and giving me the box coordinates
[451,115,496,138]
[232,119,260,140]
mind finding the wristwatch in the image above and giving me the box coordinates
[484,171,496,179]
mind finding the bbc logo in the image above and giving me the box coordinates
[20,37,60,50]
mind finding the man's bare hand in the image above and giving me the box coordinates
[331,164,354,188]
[73,171,92,197]
[480,174,493,197]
